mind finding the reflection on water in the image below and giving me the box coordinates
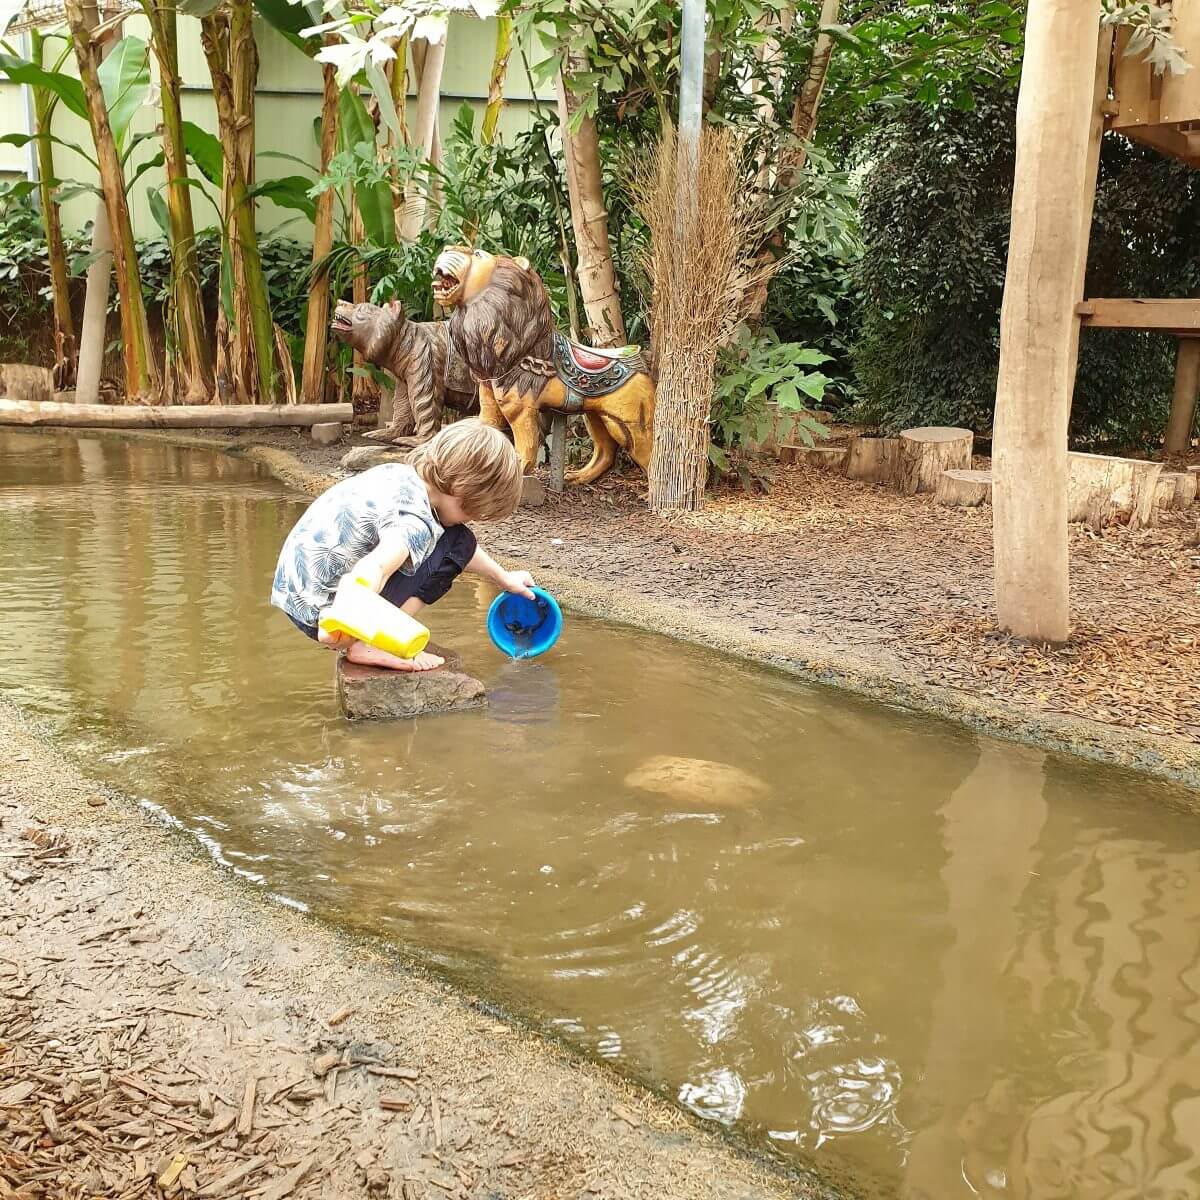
[3,430,1200,1197]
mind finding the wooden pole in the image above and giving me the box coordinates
[992,7,1108,644]
[1164,337,1200,457]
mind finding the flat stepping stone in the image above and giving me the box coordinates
[336,645,486,721]
[936,468,992,508]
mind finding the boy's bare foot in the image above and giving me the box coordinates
[345,642,445,672]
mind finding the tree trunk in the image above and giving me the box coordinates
[746,0,839,321]
[398,35,445,242]
[30,33,76,391]
[301,53,340,405]
[993,13,1110,642]
[556,56,626,347]
[0,398,352,427]
[1165,337,1200,457]
[935,468,993,508]
[146,0,212,405]
[65,0,161,403]
[201,8,276,404]
[481,15,512,145]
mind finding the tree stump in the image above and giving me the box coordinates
[935,468,992,508]
[844,435,901,484]
[895,427,974,495]
[1156,470,1197,510]
[1066,452,1163,530]
[781,445,847,471]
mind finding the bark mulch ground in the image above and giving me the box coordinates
[496,463,1200,745]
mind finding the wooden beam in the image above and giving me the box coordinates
[1076,298,1200,332]
[992,5,1109,644]
[0,400,353,428]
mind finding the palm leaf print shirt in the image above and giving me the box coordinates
[270,464,444,627]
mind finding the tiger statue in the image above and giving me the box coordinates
[330,299,477,446]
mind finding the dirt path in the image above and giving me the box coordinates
[0,706,820,1200]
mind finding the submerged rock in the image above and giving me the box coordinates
[336,645,486,720]
[624,755,770,808]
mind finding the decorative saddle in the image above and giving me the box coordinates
[552,332,649,413]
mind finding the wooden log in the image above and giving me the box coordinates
[992,10,1111,642]
[935,468,992,508]
[844,435,900,484]
[1066,452,1164,530]
[0,400,353,428]
[895,426,973,495]
[1165,338,1200,457]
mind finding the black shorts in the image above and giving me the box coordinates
[284,524,477,641]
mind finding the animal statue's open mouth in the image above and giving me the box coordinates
[330,300,354,339]
[432,250,469,307]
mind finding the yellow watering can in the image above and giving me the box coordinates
[318,576,430,659]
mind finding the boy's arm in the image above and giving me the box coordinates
[465,545,536,599]
[349,531,412,593]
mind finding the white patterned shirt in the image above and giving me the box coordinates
[270,464,443,627]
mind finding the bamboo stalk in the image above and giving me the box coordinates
[301,51,340,405]
[30,32,76,390]
[145,0,213,404]
[556,56,625,347]
[65,0,162,403]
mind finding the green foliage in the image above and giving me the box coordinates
[97,36,151,152]
[710,326,831,472]
[852,85,1200,450]
[0,51,87,120]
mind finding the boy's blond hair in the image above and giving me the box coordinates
[408,419,523,522]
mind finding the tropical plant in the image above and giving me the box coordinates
[710,325,831,475]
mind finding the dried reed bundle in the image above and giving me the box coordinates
[631,124,786,512]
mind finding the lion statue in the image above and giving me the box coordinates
[330,298,476,446]
[431,247,655,484]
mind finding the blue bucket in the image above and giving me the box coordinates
[487,586,563,659]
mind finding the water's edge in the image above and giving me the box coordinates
[52,425,1200,798]
[0,699,835,1199]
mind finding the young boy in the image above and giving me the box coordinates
[270,419,534,672]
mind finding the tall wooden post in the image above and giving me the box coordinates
[1165,337,1200,457]
[992,4,1108,643]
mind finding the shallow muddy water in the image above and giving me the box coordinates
[4,430,1200,1197]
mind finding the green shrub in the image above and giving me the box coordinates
[852,86,1200,451]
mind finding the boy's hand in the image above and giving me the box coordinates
[501,570,536,600]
